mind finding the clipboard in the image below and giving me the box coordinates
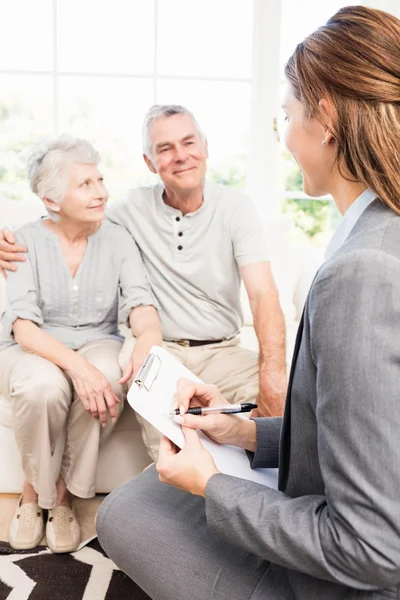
[127,345,278,489]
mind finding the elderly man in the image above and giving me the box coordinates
[0,105,287,460]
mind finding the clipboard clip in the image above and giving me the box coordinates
[134,352,162,391]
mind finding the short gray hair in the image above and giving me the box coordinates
[28,135,100,218]
[142,104,206,158]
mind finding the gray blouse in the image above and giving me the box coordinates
[0,218,156,352]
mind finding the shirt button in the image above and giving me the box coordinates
[175,217,180,222]
[72,284,78,291]
[178,245,183,251]
[178,232,183,237]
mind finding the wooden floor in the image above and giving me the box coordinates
[0,493,104,544]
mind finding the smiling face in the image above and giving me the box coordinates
[144,113,208,193]
[45,162,108,224]
[282,84,335,198]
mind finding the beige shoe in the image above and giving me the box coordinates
[46,505,81,554]
[8,495,44,550]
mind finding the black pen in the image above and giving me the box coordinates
[165,402,257,416]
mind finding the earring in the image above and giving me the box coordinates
[321,140,326,146]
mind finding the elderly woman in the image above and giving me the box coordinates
[0,136,162,553]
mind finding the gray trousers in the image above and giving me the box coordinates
[97,466,293,600]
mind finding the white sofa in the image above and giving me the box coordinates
[0,197,324,493]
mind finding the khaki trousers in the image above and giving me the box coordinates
[0,339,124,509]
[119,332,259,461]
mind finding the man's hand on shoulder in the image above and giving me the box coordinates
[0,229,28,278]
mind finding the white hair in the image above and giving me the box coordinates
[142,104,206,158]
[28,134,100,219]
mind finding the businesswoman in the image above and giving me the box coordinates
[0,136,162,553]
[96,6,400,600]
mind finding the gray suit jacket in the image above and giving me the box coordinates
[206,200,400,599]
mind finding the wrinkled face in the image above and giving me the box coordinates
[282,83,334,198]
[49,163,108,223]
[145,113,208,193]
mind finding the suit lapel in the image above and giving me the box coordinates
[278,306,305,490]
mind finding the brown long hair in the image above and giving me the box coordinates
[285,6,400,214]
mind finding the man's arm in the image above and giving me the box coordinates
[117,227,163,383]
[0,229,28,277]
[241,261,287,416]
[119,305,163,384]
[205,251,400,590]
[129,305,162,341]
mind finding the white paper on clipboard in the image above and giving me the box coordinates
[127,346,278,489]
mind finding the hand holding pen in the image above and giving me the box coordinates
[169,378,258,452]
[165,402,257,416]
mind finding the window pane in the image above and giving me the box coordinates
[0,75,53,185]
[157,80,251,188]
[57,0,155,74]
[282,196,341,246]
[0,0,53,71]
[279,1,354,245]
[158,0,253,79]
[58,76,154,191]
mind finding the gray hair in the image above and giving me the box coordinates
[28,135,100,218]
[142,104,206,158]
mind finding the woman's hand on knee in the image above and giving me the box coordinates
[66,357,120,426]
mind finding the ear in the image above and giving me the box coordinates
[143,153,157,174]
[318,98,336,145]
[43,197,60,213]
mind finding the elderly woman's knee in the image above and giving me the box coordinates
[14,366,70,411]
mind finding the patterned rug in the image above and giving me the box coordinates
[0,538,150,600]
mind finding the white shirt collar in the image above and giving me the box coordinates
[324,189,377,261]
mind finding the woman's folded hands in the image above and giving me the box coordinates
[65,356,120,426]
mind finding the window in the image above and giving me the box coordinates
[0,0,253,203]
[1,0,397,244]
